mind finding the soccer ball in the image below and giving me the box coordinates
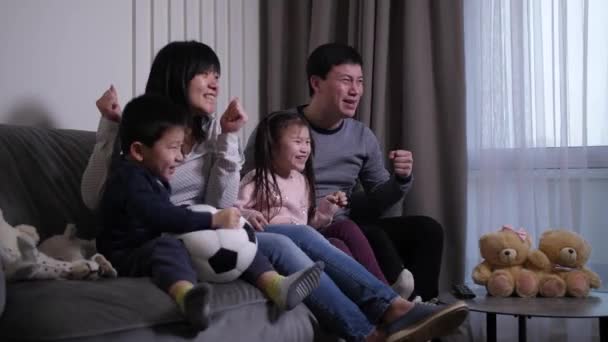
[177,205,258,283]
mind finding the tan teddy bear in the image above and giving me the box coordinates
[537,229,601,298]
[472,225,550,297]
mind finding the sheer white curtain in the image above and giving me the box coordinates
[464,0,608,340]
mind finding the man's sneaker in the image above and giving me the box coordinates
[391,268,415,299]
[384,301,469,342]
[426,298,440,305]
[412,296,439,305]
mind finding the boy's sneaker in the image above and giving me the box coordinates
[385,301,468,342]
[392,268,415,299]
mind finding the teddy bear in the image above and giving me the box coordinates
[0,216,40,280]
[0,208,109,281]
[536,229,601,298]
[472,225,550,297]
[39,223,117,278]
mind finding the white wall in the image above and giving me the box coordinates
[0,0,260,142]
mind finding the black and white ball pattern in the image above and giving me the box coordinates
[178,204,258,283]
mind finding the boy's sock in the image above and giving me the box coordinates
[173,282,194,312]
[265,261,325,310]
[174,283,212,331]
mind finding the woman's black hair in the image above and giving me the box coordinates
[251,111,317,222]
[145,40,220,143]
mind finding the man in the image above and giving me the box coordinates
[244,43,443,301]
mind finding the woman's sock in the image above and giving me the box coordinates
[264,261,325,310]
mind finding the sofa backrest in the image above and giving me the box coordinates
[0,124,97,241]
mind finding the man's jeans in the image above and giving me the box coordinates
[258,225,399,341]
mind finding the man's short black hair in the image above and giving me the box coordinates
[119,94,188,154]
[306,43,363,96]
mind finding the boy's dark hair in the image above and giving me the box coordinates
[250,111,317,222]
[119,94,188,155]
[306,43,363,96]
[145,40,220,143]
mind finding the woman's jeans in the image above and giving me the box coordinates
[257,225,399,341]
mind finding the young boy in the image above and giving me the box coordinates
[98,94,323,331]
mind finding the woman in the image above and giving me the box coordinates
[81,40,467,342]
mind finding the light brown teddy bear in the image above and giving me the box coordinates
[472,225,550,297]
[537,229,601,298]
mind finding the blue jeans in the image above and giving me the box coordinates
[257,226,398,341]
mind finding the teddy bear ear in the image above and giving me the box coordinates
[479,232,492,242]
[582,237,592,253]
[478,234,487,247]
[540,229,555,239]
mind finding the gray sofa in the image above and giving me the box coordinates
[0,124,333,342]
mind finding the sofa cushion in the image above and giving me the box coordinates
[0,277,288,341]
[0,278,181,340]
[0,125,332,342]
[0,125,97,241]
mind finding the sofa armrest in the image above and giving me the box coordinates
[0,265,5,317]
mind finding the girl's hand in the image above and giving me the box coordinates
[212,208,241,229]
[96,85,122,122]
[246,212,269,231]
[325,191,348,208]
[220,97,248,133]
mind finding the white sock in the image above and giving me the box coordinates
[392,268,415,299]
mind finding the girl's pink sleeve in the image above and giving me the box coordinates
[235,171,265,221]
[309,197,339,229]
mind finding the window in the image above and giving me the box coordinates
[465,0,608,289]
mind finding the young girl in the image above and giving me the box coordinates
[236,111,413,299]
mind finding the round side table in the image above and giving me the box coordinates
[439,286,608,342]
